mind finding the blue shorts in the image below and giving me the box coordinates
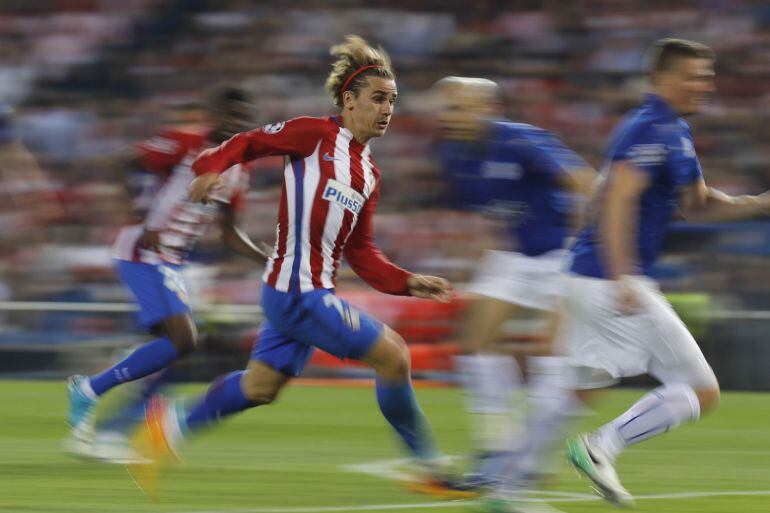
[116,259,191,329]
[251,284,384,377]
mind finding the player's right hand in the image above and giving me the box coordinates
[189,172,221,203]
[615,275,643,315]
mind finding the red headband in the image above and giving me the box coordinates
[340,65,384,99]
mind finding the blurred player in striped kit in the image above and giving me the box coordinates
[432,78,595,510]
[127,36,468,497]
[64,86,270,461]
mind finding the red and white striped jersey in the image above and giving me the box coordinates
[112,129,248,265]
[192,116,411,295]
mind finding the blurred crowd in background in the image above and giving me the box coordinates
[3,0,770,386]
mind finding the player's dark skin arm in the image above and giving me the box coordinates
[679,178,770,221]
[218,203,271,264]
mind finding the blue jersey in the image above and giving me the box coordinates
[437,120,587,257]
[571,94,704,278]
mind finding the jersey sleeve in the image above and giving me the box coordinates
[512,127,590,179]
[343,183,412,296]
[608,123,669,178]
[192,117,327,176]
[678,127,704,184]
[135,130,194,173]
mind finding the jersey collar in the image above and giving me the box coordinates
[643,93,678,121]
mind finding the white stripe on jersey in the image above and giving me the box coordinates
[319,129,353,289]
[144,163,194,230]
[298,141,322,292]
[274,157,297,291]
[361,145,376,199]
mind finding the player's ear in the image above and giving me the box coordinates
[342,90,355,110]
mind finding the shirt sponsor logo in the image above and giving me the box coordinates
[626,143,667,166]
[481,161,523,179]
[322,179,365,215]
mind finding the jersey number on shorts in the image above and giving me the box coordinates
[323,295,361,332]
[160,266,190,306]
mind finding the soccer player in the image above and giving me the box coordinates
[432,77,594,487]
[128,36,461,496]
[65,86,269,455]
[559,38,770,508]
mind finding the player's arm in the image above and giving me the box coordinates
[343,185,452,302]
[600,161,650,280]
[556,165,597,232]
[190,118,323,202]
[519,130,597,232]
[600,161,653,314]
[218,202,271,264]
[679,178,770,221]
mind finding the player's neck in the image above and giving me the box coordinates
[651,88,684,116]
[340,111,371,145]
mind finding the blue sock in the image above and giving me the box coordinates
[98,368,172,433]
[375,378,438,461]
[88,337,178,396]
[184,371,252,433]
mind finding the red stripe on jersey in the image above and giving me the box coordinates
[266,158,291,287]
[328,138,368,285]
[308,133,337,288]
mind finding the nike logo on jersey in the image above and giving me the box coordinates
[322,179,364,215]
[323,152,336,162]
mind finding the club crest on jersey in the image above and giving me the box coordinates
[322,179,364,215]
[262,121,285,134]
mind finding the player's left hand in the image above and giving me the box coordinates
[407,274,453,303]
[189,172,221,203]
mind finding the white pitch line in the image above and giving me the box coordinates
[169,489,770,513]
[172,502,469,513]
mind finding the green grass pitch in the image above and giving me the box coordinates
[1,380,769,513]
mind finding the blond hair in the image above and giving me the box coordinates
[432,76,500,100]
[325,35,395,109]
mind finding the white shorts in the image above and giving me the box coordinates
[468,249,568,311]
[559,274,718,390]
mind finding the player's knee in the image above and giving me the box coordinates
[695,386,720,413]
[382,332,411,380]
[241,370,282,406]
[242,381,281,406]
[165,316,198,356]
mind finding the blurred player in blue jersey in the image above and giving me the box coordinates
[432,77,595,507]
[64,86,270,460]
[554,39,770,509]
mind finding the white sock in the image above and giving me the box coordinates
[512,357,578,479]
[80,378,99,401]
[595,383,701,461]
[455,353,522,452]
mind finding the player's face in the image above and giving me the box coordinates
[435,85,497,140]
[348,76,397,141]
[669,58,715,115]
